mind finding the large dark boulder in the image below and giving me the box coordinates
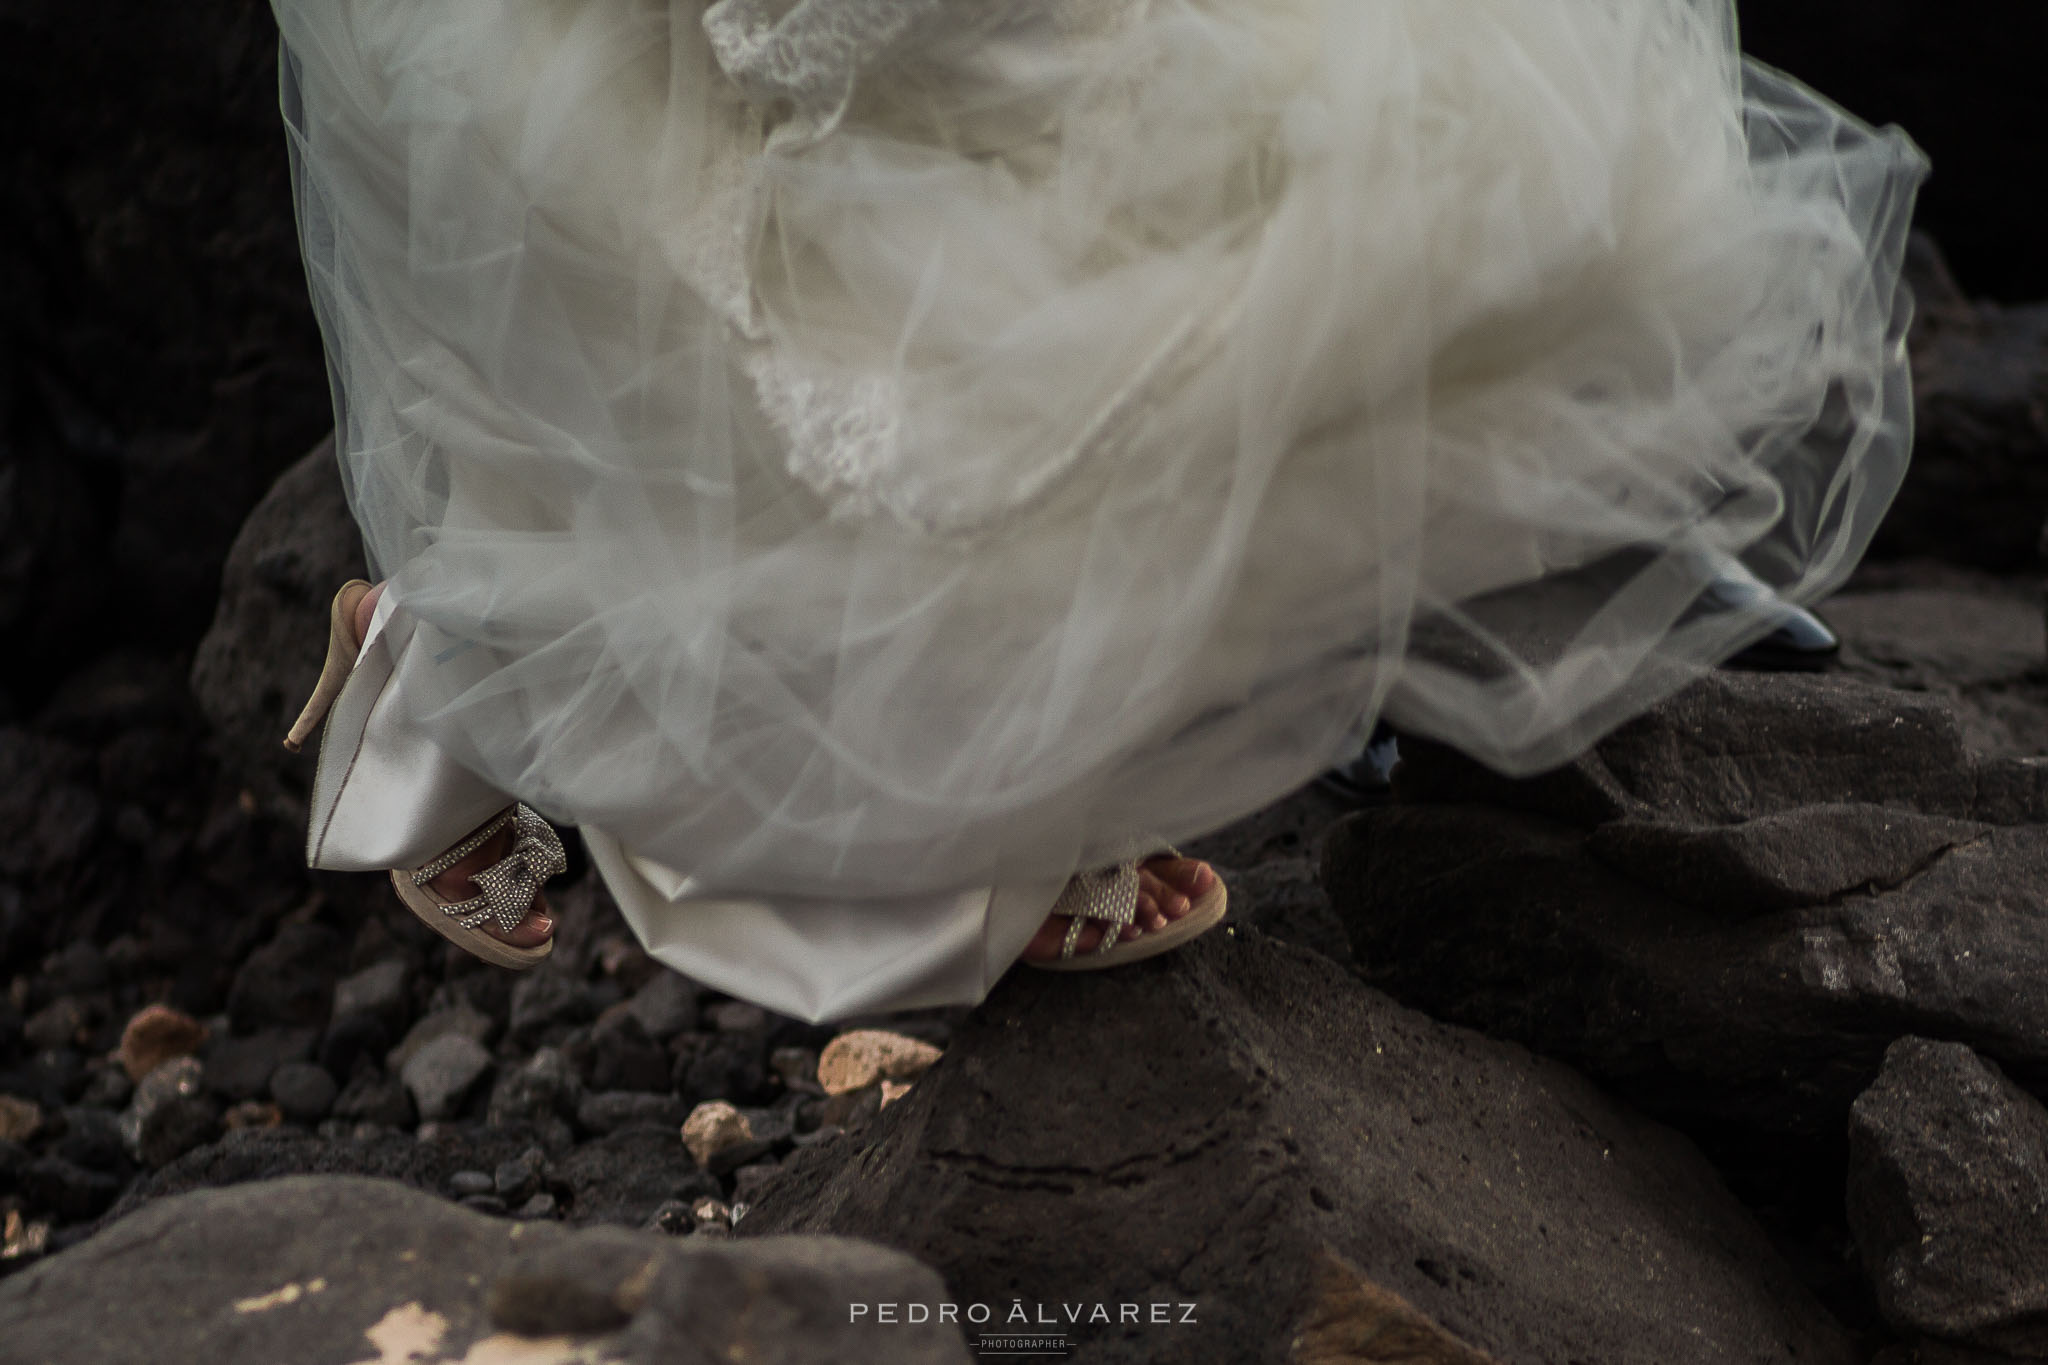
[744,930,1852,1365]
[191,435,367,813]
[1870,242,2048,570]
[1331,669,2048,1164]
[1848,1038,2048,1357]
[1824,583,2048,755]
[1,1175,968,1365]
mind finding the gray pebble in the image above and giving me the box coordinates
[269,1062,338,1124]
[448,1170,496,1197]
[643,1200,693,1236]
[706,1001,766,1034]
[401,1032,494,1123]
[495,1147,546,1203]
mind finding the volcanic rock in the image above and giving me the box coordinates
[682,1101,755,1169]
[554,1125,718,1228]
[487,1046,582,1135]
[623,972,699,1041]
[400,1033,493,1124]
[116,1004,208,1083]
[189,436,369,809]
[1848,1037,2048,1355]
[330,1071,414,1130]
[1875,249,2048,569]
[581,1009,670,1094]
[0,1095,42,1143]
[268,1061,338,1126]
[577,1091,688,1137]
[1330,670,2048,1158]
[386,1004,496,1073]
[225,922,342,1033]
[816,1029,941,1095]
[16,1159,122,1224]
[0,1176,969,1364]
[119,1057,219,1170]
[329,959,409,1034]
[744,930,1852,1365]
[50,1108,126,1174]
[101,1125,548,1225]
[202,1027,318,1103]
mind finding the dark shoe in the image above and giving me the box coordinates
[1316,722,1400,805]
[1725,603,1840,671]
[1694,568,1840,672]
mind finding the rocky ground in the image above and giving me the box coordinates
[6,4,2048,1361]
[13,564,2048,1365]
[7,365,2048,1363]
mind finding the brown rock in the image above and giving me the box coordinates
[1294,1251,1501,1365]
[681,1101,753,1168]
[0,1095,43,1143]
[23,997,89,1051]
[223,1101,284,1131]
[118,1004,210,1083]
[816,1030,941,1096]
[1,1210,49,1267]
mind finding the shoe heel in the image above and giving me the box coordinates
[283,580,374,753]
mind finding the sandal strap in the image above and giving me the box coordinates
[411,808,514,881]
[1052,843,1185,960]
[412,805,568,934]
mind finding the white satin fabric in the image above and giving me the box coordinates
[276,0,1925,926]
[310,595,1057,1020]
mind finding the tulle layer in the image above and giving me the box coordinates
[275,0,1925,897]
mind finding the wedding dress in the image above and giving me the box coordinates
[274,0,1924,1018]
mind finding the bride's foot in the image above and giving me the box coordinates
[417,819,557,950]
[1018,856,1217,963]
[351,582,556,953]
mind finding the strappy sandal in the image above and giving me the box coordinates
[1027,853,1229,971]
[390,805,563,970]
[284,581,561,971]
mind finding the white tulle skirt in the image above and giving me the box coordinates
[276,0,1925,903]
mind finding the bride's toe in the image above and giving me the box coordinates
[1139,860,1210,921]
[492,904,555,948]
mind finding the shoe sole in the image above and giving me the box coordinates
[390,867,555,971]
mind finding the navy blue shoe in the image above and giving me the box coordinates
[1725,604,1840,672]
[1316,722,1400,805]
[1695,568,1840,672]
